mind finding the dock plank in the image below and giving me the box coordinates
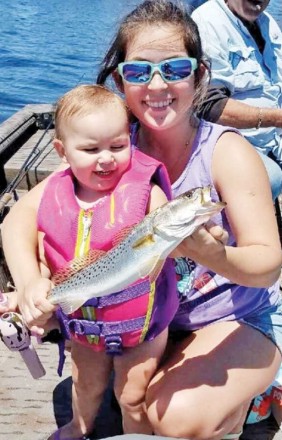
[0,340,72,440]
[0,338,123,440]
[4,128,61,190]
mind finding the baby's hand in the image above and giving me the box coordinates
[0,290,18,314]
[18,277,57,336]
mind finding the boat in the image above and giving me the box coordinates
[0,106,282,440]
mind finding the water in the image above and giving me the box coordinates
[0,0,281,124]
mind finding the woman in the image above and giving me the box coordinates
[2,1,282,439]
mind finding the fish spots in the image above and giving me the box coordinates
[48,186,225,314]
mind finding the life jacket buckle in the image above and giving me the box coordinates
[68,319,101,336]
[105,335,123,355]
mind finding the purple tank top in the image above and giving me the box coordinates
[131,120,280,331]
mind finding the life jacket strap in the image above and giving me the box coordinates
[83,279,151,308]
[66,316,146,337]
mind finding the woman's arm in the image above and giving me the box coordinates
[178,132,281,287]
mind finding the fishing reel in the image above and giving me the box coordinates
[35,112,54,130]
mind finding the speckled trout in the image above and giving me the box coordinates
[48,186,226,314]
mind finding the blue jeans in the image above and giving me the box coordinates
[258,151,282,200]
[239,290,282,355]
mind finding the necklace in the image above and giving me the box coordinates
[136,119,198,182]
[164,126,197,183]
[185,126,197,150]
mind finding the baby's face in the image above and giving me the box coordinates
[61,105,131,200]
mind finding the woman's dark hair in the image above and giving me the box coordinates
[97,0,210,113]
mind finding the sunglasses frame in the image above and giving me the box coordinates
[117,57,198,84]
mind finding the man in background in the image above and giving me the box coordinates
[192,0,282,199]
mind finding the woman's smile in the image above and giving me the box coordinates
[144,98,174,110]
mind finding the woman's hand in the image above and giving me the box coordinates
[174,221,229,263]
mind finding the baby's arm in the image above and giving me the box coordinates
[146,184,168,213]
[2,163,67,291]
[2,180,46,289]
[1,179,56,334]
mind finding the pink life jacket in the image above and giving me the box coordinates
[38,149,178,359]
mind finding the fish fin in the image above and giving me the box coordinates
[138,255,160,278]
[112,225,136,247]
[58,296,86,315]
[52,249,106,285]
[132,234,155,249]
[149,259,165,283]
[155,221,196,239]
[84,249,107,264]
[52,266,78,286]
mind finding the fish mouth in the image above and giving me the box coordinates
[202,186,212,204]
[195,202,226,220]
[200,200,226,212]
[200,186,226,213]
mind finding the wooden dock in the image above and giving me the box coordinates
[3,128,59,190]
[0,104,61,195]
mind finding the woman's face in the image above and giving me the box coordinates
[122,24,196,132]
[226,0,270,22]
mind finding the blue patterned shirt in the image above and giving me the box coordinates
[192,0,282,163]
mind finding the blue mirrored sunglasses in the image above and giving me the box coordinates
[117,57,198,84]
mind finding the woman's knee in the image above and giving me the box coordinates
[146,391,224,439]
[146,388,250,440]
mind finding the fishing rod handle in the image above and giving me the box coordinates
[0,193,12,211]
[20,343,46,379]
[0,310,46,379]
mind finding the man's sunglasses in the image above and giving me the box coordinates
[117,57,198,84]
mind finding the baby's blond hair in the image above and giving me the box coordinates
[55,84,128,140]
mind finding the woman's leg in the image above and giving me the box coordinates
[48,341,112,440]
[114,329,168,434]
[146,321,281,440]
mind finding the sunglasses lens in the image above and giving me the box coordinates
[161,59,193,81]
[119,58,196,84]
[121,63,151,83]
